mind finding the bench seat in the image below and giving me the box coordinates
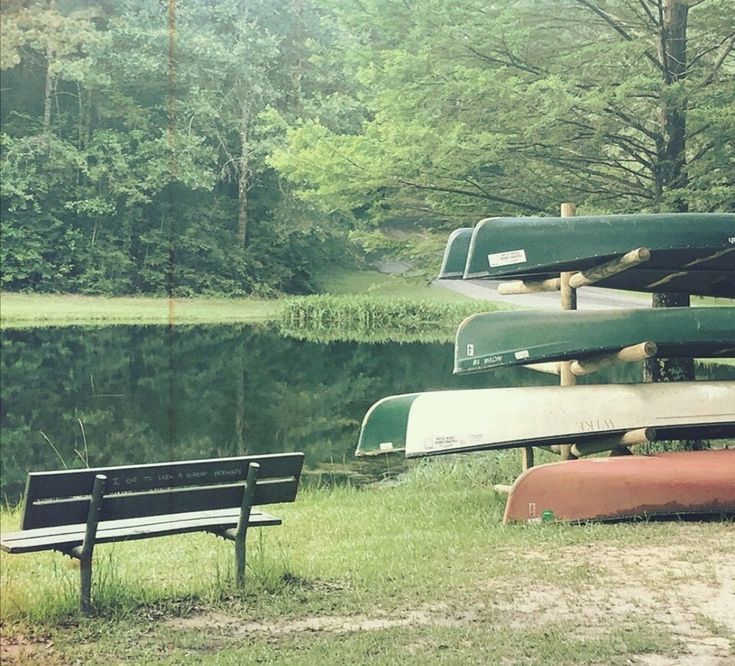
[0,508,281,554]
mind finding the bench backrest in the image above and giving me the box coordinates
[21,453,304,530]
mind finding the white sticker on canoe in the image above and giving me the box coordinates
[379,442,394,451]
[515,350,530,360]
[488,249,527,267]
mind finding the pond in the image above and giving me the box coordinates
[2,324,733,503]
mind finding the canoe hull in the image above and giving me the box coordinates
[454,307,735,374]
[463,213,735,297]
[355,382,735,457]
[503,449,735,523]
[438,227,473,279]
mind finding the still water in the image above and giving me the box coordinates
[2,324,733,502]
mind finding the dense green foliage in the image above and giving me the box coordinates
[273,0,735,223]
[2,1,733,294]
[0,0,357,295]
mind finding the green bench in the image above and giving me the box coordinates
[0,452,304,613]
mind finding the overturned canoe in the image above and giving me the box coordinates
[503,449,735,524]
[454,307,735,374]
[438,227,473,279]
[462,213,735,297]
[354,381,735,458]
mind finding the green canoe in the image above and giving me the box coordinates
[438,227,473,279]
[462,213,735,297]
[454,307,735,374]
[355,382,735,458]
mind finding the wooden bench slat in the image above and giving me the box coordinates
[23,478,299,530]
[1,509,281,554]
[25,453,304,502]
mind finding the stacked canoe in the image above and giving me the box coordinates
[356,213,735,522]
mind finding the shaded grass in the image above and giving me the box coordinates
[2,452,730,623]
[196,623,678,666]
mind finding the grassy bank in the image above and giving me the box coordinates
[0,293,281,329]
[1,455,733,664]
[0,272,475,329]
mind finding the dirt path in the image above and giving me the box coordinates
[165,536,734,665]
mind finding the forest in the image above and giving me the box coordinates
[1,0,733,296]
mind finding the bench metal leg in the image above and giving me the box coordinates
[235,462,259,587]
[69,474,107,614]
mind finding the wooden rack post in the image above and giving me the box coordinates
[558,203,577,461]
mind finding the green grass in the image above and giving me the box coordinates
[315,269,474,302]
[278,293,506,343]
[2,275,733,662]
[1,454,731,664]
[0,293,281,329]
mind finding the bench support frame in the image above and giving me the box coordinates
[216,462,260,587]
[63,474,107,613]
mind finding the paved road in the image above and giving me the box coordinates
[432,278,652,310]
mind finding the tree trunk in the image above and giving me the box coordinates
[644,1,699,452]
[42,0,56,154]
[237,105,249,248]
[658,0,689,211]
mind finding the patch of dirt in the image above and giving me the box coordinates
[0,633,61,666]
[164,534,734,664]
[168,601,479,637]
[487,541,735,665]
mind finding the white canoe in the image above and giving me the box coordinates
[393,382,735,457]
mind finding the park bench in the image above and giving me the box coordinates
[0,452,304,613]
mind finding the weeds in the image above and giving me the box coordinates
[279,295,502,343]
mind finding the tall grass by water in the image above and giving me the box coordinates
[279,295,506,343]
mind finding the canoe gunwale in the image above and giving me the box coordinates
[405,422,735,459]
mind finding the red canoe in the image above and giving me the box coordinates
[503,449,735,524]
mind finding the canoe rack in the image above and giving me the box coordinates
[495,205,661,468]
[492,428,655,491]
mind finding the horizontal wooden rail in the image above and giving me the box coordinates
[568,247,650,288]
[498,277,561,295]
[496,247,651,295]
[525,362,562,375]
[570,341,658,375]
[571,428,656,457]
[524,341,658,376]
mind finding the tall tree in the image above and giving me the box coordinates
[273,0,735,223]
